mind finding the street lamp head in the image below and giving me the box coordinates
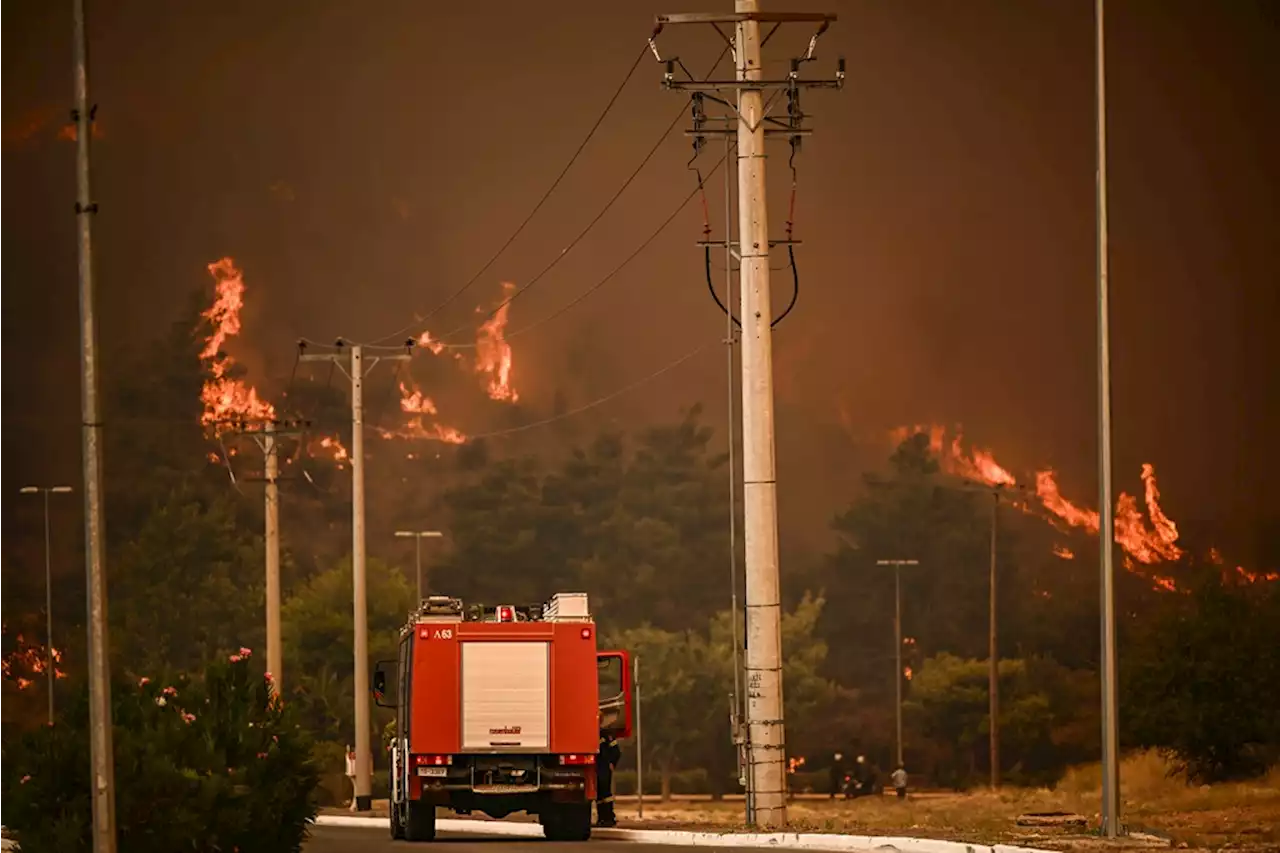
[51,486,74,494]
[395,530,444,538]
[422,531,444,538]
[394,531,413,538]
[19,487,39,494]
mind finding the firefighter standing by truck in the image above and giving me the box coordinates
[596,729,621,827]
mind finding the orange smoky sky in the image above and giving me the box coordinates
[2,0,1276,566]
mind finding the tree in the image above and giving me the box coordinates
[821,434,997,695]
[604,624,711,799]
[431,406,731,633]
[431,455,567,604]
[110,482,264,677]
[281,555,416,746]
[578,405,730,630]
[905,652,1098,789]
[104,293,229,542]
[1122,571,1280,782]
[608,594,839,799]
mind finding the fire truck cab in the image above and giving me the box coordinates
[373,592,632,842]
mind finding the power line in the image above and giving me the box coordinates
[360,42,651,348]
[415,143,737,352]
[462,339,715,441]
[28,339,712,438]
[349,44,731,353]
[422,46,732,348]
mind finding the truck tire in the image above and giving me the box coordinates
[542,803,592,842]
[405,801,436,842]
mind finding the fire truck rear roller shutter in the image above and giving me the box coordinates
[460,641,550,751]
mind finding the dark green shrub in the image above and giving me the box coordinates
[1,647,319,853]
[1123,574,1280,783]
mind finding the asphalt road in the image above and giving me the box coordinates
[305,823,706,852]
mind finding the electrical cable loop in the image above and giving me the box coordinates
[703,240,799,330]
[700,81,801,330]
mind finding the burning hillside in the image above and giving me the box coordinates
[194,257,520,455]
[389,282,523,443]
[895,424,1182,561]
[892,425,1187,589]
[892,425,1276,590]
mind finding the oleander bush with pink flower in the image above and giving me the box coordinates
[0,647,319,853]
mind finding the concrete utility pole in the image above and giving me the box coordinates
[302,340,411,811]
[650,3,841,828]
[876,559,918,769]
[1095,0,1122,838]
[19,485,74,723]
[264,421,281,693]
[71,0,117,848]
[720,132,750,824]
[231,418,307,696]
[394,530,444,600]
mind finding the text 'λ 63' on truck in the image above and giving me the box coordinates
[371,592,633,842]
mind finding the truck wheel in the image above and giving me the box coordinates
[542,804,591,842]
[405,801,436,842]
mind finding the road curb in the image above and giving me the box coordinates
[312,815,1058,852]
[317,815,543,837]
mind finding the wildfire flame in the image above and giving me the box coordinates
[476,282,518,402]
[379,283,517,445]
[197,257,353,471]
[416,330,445,355]
[3,633,67,689]
[892,425,1186,589]
[316,436,350,468]
[399,383,438,415]
[1235,566,1280,584]
[199,258,275,429]
[390,380,466,443]
[1053,544,1076,560]
[379,422,467,445]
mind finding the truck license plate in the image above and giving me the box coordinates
[418,767,447,777]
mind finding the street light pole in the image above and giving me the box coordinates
[988,492,1000,789]
[394,530,444,601]
[1095,0,1121,838]
[19,485,74,723]
[876,559,919,769]
[71,0,117,847]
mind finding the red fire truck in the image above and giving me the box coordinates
[373,593,633,842]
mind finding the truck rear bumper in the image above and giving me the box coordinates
[411,762,593,818]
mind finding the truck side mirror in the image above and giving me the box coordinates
[371,660,395,708]
[596,650,633,740]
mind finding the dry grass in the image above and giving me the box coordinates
[613,752,1280,852]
